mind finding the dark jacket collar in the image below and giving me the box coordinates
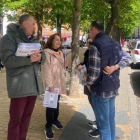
[16,28,36,43]
[95,31,106,40]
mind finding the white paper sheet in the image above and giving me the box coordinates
[75,65,87,85]
[43,88,59,108]
[15,43,41,57]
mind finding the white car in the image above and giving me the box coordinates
[130,40,140,64]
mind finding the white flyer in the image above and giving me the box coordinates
[75,65,87,85]
[15,43,41,57]
[43,88,59,108]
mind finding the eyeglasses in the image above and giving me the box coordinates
[90,27,93,31]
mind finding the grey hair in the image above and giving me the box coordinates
[19,14,32,25]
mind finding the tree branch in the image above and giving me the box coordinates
[106,0,119,35]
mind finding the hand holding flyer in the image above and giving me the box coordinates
[75,65,87,85]
[15,43,41,57]
[43,88,59,108]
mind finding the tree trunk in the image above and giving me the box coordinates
[36,2,43,41]
[115,27,121,44]
[111,26,121,44]
[106,0,119,36]
[56,15,61,35]
[37,22,42,41]
[69,0,83,97]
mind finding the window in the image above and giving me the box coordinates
[45,27,49,31]
[131,42,136,49]
[53,28,56,31]
[137,43,140,49]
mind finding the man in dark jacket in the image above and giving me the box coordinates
[77,37,97,128]
[86,21,131,140]
[0,15,46,140]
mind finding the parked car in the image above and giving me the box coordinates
[62,40,71,49]
[128,40,134,50]
[129,40,140,65]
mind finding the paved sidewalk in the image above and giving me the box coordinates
[59,66,139,140]
[0,61,139,140]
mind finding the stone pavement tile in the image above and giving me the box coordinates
[0,134,7,139]
[28,137,42,140]
[0,130,6,136]
[131,129,139,140]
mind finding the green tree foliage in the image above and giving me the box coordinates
[5,0,47,40]
[0,0,20,35]
[80,0,140,39]
[43,0,73,34]
[44,0,73,26]
[116,0,140,38]
[4,0,140,40]
[5,0,73,39]
[80,0,110,34]
[0,0,5,35]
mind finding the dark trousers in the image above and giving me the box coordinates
[7,96,37,140]
[45,95,60,128]
[84,85,94,110]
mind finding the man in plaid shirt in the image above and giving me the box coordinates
[86,21,132,140]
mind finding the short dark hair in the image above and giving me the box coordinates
[19,14,32,25]
[90,21,104,31]
[43,33,62,50]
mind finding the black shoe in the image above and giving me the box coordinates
[52,120,63,129]
[87,121,97,129]
[44,128,54,139]
[89,129,100,138]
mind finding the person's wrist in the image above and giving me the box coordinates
[114,64,120,70]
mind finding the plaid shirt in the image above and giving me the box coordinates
[86,45,132,98]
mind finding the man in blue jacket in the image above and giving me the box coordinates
[86,21,132,140]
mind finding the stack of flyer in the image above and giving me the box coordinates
[15,43,41,57]
[43,88,59,108]
[75,65,87,85]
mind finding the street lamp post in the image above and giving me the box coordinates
[0,16,3,35]
[103,14,106,31]
[56,15,61,35]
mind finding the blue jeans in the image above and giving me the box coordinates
[92,92,116,140]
